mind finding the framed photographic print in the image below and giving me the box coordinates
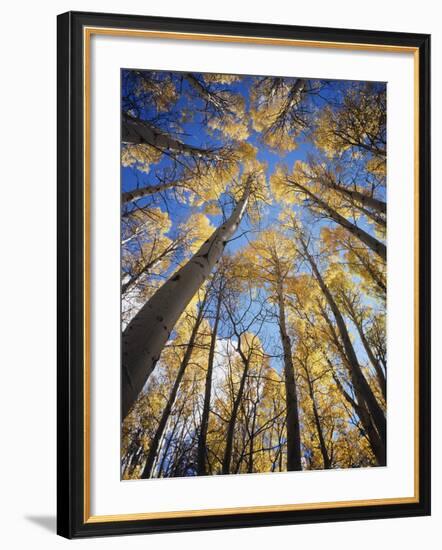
[57,11,431,538]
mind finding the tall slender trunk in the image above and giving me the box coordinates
[122,428,143,477]
[331,126,386,158]
[277,278,302,471]
[304,367,331,469]
[289,178,386,260]
[156,410,182,477]
[140,300,206,479]
[331,368,385,464]
[185,74,230,115]
[352,202,386,228]
[273,79,306,126]
[341,295,386,400]
[278,436,283,472]
[122,258,160,296]
[350,246,386,295]
[197,288,223,475]
[169,417,190,477]
[222,338,250,475]
[247,404,259,473]
[122,244,177,296]
[122,180,251,419]
[299,236,386,462]
[318,306,385,464]
[122,219,150,245]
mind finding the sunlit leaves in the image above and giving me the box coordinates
[121,143,162,173]
[313,82,386,160]
[203,74,241,85]
[250,77,309,152]
[132,71,178,113]
[181,213,215,253]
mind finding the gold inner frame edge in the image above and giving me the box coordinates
[82,26,420,524]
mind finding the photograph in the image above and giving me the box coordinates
[120,69,387,479]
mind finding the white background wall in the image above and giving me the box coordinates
[0,1,439,547]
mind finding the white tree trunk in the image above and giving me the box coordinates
[289,177,386,261]
[185,74,227,113]
[122,114,210,157]
[122,180,176,204]
[122,179,252,419]
[329,181,386,214]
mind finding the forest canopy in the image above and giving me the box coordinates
[120,70,387,479]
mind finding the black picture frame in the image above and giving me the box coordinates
[57,10,431,539]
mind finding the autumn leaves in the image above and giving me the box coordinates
[120,71,386,477]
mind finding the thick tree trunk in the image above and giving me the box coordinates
[327,180,386,215]
[140,302,206,479]
[277,279,303,471]
[122,180,251,420]
[197,288,223,475]
[122,180,176,204]
[122,113,212,158]
[299,237,386,460]
[290,178,386,261]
